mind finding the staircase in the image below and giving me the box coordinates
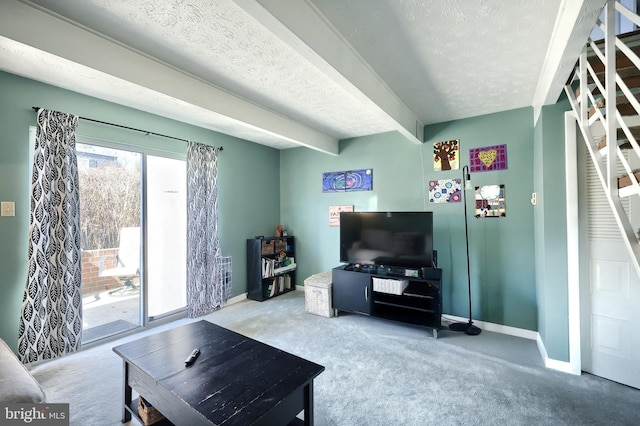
[564,0,640,275]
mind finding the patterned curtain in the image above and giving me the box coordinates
[18,109,83,363]
[187,141,226,317]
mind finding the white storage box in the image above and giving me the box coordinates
[372,277,409,295]
[304,272,333,317]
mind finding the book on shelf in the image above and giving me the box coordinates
[264,281,273,299]
[262,258,275,278]
[262,257,297,278]
[264,274,293,298]
[284,274,292,290]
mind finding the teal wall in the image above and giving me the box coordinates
[425,108,537,329]
[534,97,572,361]
[281,107,538,330]
[0,71,280,351]
[281,131,425,279]
[1,68,574,361]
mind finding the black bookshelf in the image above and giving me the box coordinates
[247,236,296,301]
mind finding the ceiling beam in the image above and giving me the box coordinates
[0,0,339,155]
[236,0,424,144]
[533,0,606,118]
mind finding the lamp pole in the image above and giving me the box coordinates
[449,165,481,335]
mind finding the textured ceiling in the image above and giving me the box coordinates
[0,0,602,153]
[310,0,561,124]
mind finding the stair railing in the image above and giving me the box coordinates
[565,0,640,276]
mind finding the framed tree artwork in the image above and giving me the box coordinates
[434,139,459,171]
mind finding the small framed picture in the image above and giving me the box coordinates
[475,185,506,217]
[329,205,354,226]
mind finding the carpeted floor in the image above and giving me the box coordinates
[29,291,640,425]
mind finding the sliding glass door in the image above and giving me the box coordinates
[76,142,187,343]
[146,156,187,319]
[77,144,142,341]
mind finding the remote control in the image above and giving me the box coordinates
[185,348,200,367]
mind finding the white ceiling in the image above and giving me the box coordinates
[0,0,605,154]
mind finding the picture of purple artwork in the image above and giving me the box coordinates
[469,144,508,173]
[428,179,462,203]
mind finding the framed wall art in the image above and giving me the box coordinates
[329,205,354,226]
[469,144,508,173]
[428,179,462,203]
[433,139,460,171]
[475,184,506,217]
[322,169,373,192]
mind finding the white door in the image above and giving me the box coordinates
[580,143,640,389]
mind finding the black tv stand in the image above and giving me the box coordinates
[344,263,431,278]
[332,265,443,338]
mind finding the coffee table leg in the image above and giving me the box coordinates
[122,361,132,423]
[303,382,314,425]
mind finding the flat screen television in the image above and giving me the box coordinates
[339,211,433,268]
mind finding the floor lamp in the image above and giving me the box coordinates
[449,165,481,335]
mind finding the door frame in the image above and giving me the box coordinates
[565,111,582,375]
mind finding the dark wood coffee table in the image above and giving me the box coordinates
[113,320,324,425]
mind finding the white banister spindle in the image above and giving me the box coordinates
[580,49,588,124]
[605,0,617,196]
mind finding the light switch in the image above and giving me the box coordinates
[1,201,15,217]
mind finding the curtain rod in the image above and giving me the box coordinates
[31,107,223,151]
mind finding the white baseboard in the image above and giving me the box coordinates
[225,293,247,306]
[446,315,580,374]
[226,287,303,305]
[536,334,580,375]
[445,314,538,340]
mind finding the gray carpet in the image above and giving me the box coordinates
[29,291,640,425]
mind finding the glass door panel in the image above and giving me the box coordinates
[146,155,187,318]
[77,143,142,342]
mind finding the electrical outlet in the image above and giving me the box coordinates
[1,201,15,217]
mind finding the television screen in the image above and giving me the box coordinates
[339,211,433,268]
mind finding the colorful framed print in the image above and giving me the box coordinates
[474,184,506,217]
[469,144,508,172]
[428,179,462,203]
[322,169,373,192]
